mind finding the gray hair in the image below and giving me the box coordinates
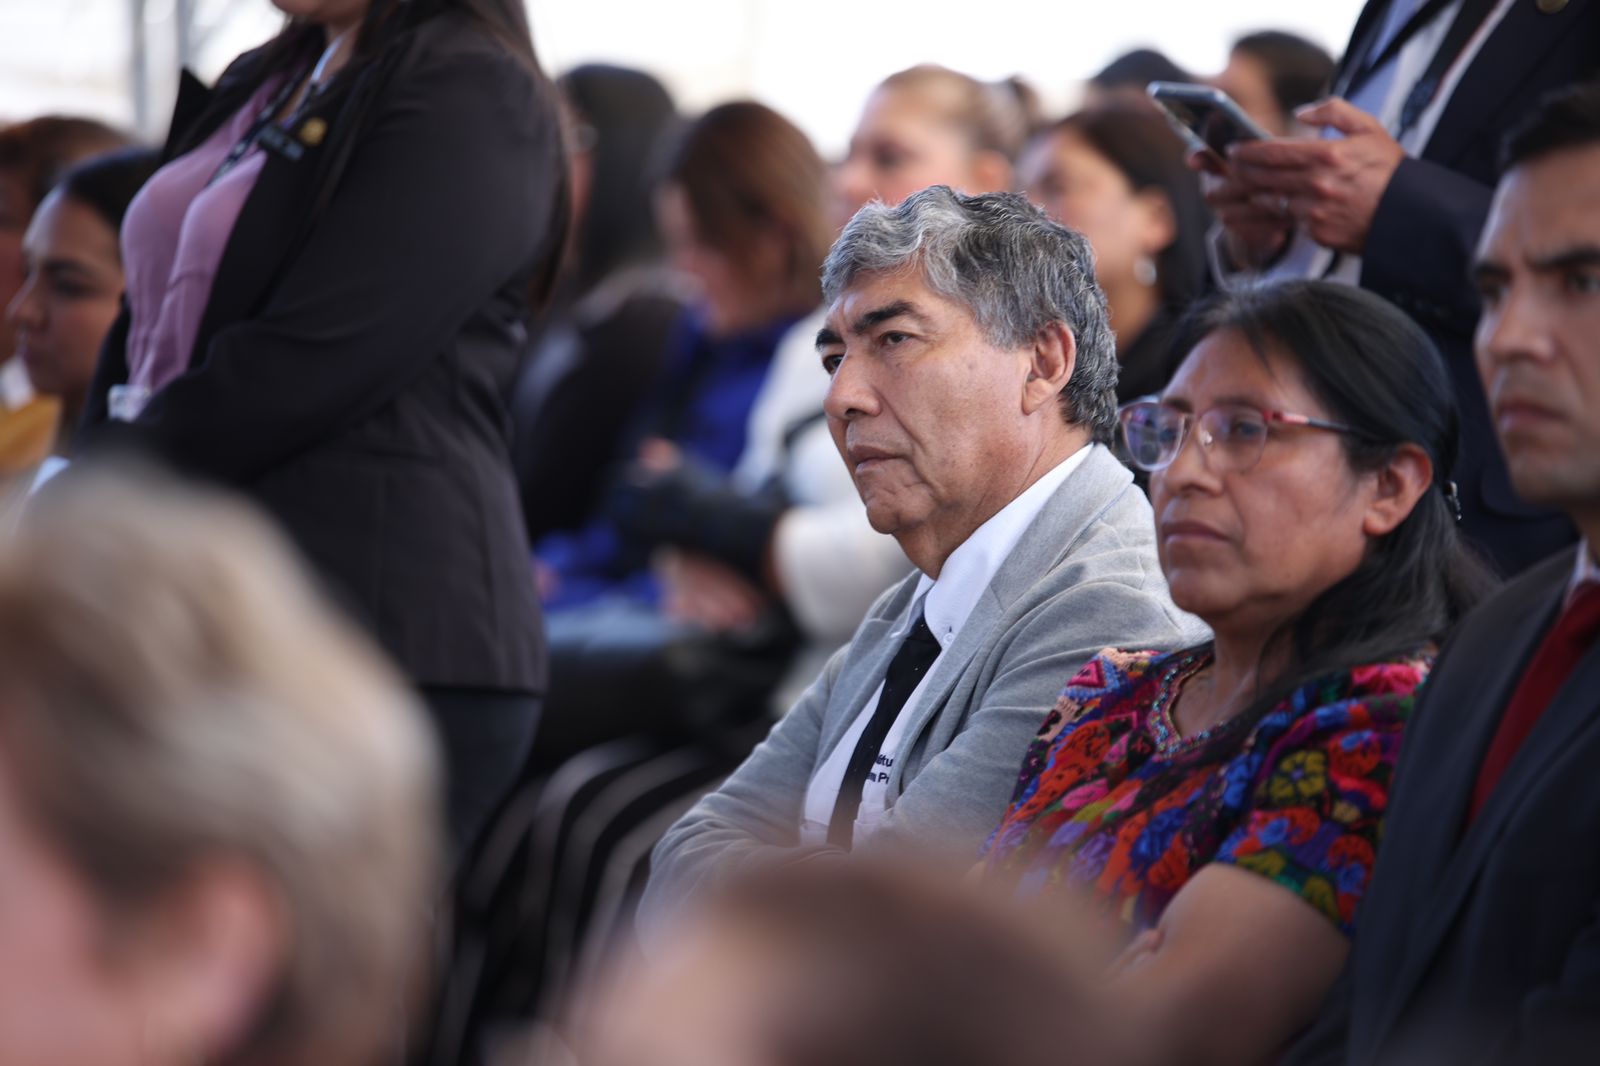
[821,185,1118,441]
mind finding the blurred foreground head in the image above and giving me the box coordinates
[0,468,442,1066]
[579,855,1129,1066]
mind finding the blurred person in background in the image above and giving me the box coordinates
[511,64,687,543]
[1020,103,1211,403]
[835,64,1026,229]
[1082,48,1192,110]
[981,281,1494,1064]
[77,0,569,851]
[0,117,130,476]
[576,857,1129,1066]
[6,149,159,465]
[1212,31,1336,137]
[0,468,439,1066]
[535,100,829,619]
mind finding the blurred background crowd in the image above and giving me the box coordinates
[3,0,1599,1064]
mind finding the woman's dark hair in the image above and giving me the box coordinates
[54,147,161,240]
[660,100,831,316]
[1170,281,1499,749]
[0,116,131,212]
[1089,48,1191,91]
[560,64,680,292]
[1049,104,1212,313]
[1231,31,1336,124]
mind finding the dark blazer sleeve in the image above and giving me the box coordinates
[107,42,560,483]
[1358,156,1493,343]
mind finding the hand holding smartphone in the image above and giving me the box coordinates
[1147,81,1272,169]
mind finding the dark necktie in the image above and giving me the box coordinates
[1469,582,1600,822]
[827,610,943,847]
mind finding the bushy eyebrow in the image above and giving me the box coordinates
[850,300,923,335]
[1472,243,1600,283]
[817,299,929,352]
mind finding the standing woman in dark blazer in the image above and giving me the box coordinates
[79,0,569,851]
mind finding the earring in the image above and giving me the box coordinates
[1134,255,1158,287]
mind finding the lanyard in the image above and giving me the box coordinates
[208,70,312,187]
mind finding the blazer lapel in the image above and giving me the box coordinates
[1421,0,1593,167]
[1333,0,1395,95]
[162,70,215,161]
[1368,558,1573,1045]
[186,94,339,372]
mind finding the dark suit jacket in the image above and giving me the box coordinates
[1287,547,1600,1065]
[1339,0,1593,575]
[81,12,562,691]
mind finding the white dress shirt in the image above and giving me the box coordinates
[798,444,1092,846]
[1570,539,1600,605]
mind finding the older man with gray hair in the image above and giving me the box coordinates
[642,186,1206,924]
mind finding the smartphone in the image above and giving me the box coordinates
[1147,82,1271,163]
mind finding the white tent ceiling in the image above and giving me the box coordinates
[1,0,1363,155]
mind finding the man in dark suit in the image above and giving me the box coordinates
[1285,83,1600,1065]
[1209,0,1598,576]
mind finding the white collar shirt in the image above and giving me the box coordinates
[798,444,1091,847]
[1570,538,1600,606]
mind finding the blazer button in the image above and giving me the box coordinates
[1538,0,1568,13]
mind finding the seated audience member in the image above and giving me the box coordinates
[579,857,1129,1066]
[982,280,1495,1064]
[0,116,129,475]
[1020,104,1211,402]
[0,468,440,1066]
[1286,83,1600,1066]
[511,64,686,542]
[536,100,829,613]
[1212,31,1336,137]
[834,64,1026,222]
[6,149,158,460]
[641,187,1207,930]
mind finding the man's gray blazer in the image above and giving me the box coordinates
[643,444,1208,925]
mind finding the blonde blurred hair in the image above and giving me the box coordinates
[0,467,442,1066]
[879,64,1031,163]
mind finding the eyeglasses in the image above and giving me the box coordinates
[1117,399,1364,474]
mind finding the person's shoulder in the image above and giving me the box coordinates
[1270,649,1437,740]
[1062,647,1179,703]
[1032,646,1179,745]
[1459,546,1577,631]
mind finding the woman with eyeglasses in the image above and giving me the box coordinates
[979,279,1496,1064]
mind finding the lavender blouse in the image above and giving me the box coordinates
[117,78,282,418]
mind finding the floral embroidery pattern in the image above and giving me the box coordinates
[982,647,1431,936]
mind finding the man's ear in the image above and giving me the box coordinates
[1362,442,1434,537]
[1023,321,1076,416]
